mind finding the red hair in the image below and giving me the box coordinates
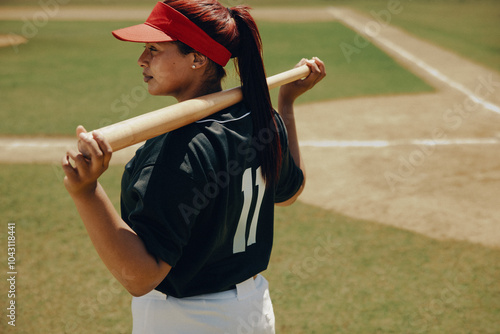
[163,0,282,186]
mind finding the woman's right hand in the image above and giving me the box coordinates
[62,126,113,197]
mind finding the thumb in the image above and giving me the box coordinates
[76,125,88,138]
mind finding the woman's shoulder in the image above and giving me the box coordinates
[127,103,255,181]
[195,102,250,126]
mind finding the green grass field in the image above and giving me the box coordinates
[1,0,333,6]
[0,165,498,333]
[0,19,432,136]
[1,1,498,136]
[348,0,500,73]
[1,0,499,71]
[1,1,499,333]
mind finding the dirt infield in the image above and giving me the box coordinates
[297,8,500,248]
[1,7,499,248]
[295,92,500,249]
[0,6,334,22]
[0,34,27,48]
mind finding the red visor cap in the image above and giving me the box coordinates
[112,2,232,67]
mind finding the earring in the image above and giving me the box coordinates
[192,65,196,69]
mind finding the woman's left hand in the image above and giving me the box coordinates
[279,57,327,105]
[62,125,113,196]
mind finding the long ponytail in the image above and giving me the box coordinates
[164,0,282,185]
[230,7,282,186]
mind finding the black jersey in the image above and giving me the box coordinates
[120,102,303,298]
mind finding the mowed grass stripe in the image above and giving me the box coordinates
[1,0,498,72]
[344,0,500,73]
[0,20,432,136]
[0,165,498,333]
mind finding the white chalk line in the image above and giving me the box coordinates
[300,138,500,148]
[1,138,498,151]
[373,37,500,114]
[328,8,500,115]
[0,141,72,149]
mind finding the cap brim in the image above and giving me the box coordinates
[112,23,176,43]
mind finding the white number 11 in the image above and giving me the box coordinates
[233,167,266,254]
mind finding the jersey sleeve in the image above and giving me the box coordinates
[122,163,204,267]
[274,112,305,203]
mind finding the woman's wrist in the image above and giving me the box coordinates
[278,91,296,109]
[65,179,99,200]
[278,92,296,115]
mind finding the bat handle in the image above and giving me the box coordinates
[267,64,311,90]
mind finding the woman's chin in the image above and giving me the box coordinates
[147,86,162,96]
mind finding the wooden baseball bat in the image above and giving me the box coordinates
[86,64,311,152]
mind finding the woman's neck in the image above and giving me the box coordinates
[176,82,223,102]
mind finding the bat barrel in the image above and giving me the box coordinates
[93,64,311,152]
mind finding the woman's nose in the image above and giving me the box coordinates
[138,49,149,67]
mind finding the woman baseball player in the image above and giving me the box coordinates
[62,1,326,332]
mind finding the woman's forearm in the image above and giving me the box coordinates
[275,57,326,206]
[277,97,306,206]
[69,182,171,296]
[278,98,306,179]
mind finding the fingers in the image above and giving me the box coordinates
[62,126,113,195]
[76,125,92,158]
[61,153,78,178]
[61,154,79,192]
[61,149,87,189]
[78,133,112,178]
[79,132,102,159]
[92,131,113,169]
[61,150,96,195]
[66,148,89,175]
[312,57,327,81]
[295,58,309,68]
[279,57,326,105]
[66,127,112,177]
[313,57,326,69]
[303,57,326,86]
[76,125,88,138]
[76,128,112,168]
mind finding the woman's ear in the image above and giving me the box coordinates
[192,52,209,70]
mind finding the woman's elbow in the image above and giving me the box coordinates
[276,180,306,207]
[127,286,153,298]
[276,197,298,207]
[123,262,171,297]
[120,276,157,297]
